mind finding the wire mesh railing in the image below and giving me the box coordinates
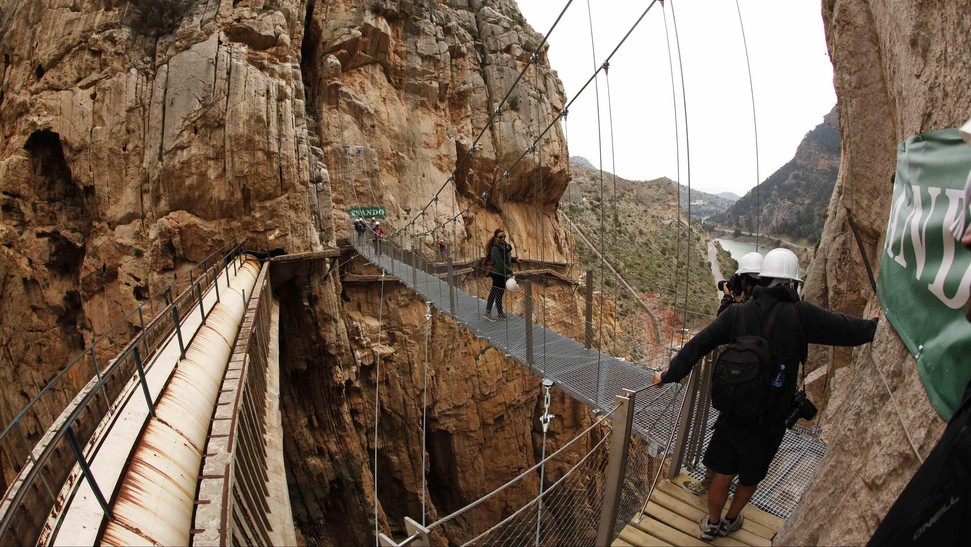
[0,243,245,546]
[354,228,831,543]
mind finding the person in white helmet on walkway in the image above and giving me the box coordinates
[684,251,765,497]
[652,247,879,541]
[716,251,763,316]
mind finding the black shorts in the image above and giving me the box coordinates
[702,417,785,486]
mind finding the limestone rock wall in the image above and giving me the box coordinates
[781,0,971,544]
[0,0,324,456]
[0,0,591,544]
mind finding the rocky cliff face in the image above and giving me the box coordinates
[0,0,592,544]
[781,1,971,544]
[712,107,841,244]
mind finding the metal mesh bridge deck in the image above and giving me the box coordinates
[353,241,825,520]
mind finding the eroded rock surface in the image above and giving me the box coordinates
[782,1,971,544]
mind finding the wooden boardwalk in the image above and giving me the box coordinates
[615,476,783,547]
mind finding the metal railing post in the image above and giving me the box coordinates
[214,265,220,302]
[446,256,455,316]
[584,270,594,348]
[172,304,186,359]
[66,424,113,519]
[686,354,714,469]
[132,346,156,418]
[412,244,418,287]
[668,366,701,480]
[89,348,108,405]
[596,388,636,546]
[15,422,54,500]
[524,280,534,367]
[196,283,206,325]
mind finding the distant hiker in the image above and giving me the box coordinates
[652,247,878,541]
[371,220,384,255]
[437,239,449,261]
[354,218,366,245]
[484,228,516,321]
[716,252,763,316]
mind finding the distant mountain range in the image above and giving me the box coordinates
[569,107,840,247]
[568,157,738,219]
[708,107,841,244]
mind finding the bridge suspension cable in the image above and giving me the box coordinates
[735,0,762,252]
[399,0,661,243]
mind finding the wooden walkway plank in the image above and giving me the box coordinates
[630,515,708,547]
[660,478,785,531]
[645,503,749,547]
[650,489,776,544]
[617,524,671,547]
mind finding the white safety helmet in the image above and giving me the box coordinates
[375,221,380,225]
[735,252,763,276]
[759,248,802,283]
[505,276,519,291]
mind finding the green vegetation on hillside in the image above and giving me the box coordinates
[562,166,718,357]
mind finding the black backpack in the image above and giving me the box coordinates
[711,302,785,418]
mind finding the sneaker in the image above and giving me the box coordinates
[497,313,508,320]
[719,514,744,536]
[699,515,720,541]
[682,478,708,496]
[483,312,496,322]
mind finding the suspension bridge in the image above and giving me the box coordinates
[0,0,841,544]
[0,238,826,546]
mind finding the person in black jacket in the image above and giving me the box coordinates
[484,228,516,321]
[652,248,879,541]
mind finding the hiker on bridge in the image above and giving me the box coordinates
[716,252,763,316]
[354,218,366,245]
[685,251,765,498]
[652,247,878,541]
[484,228,516,321]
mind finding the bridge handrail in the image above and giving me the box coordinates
[0,241,239,443]
[0,242,244,546]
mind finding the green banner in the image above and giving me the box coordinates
[349,206,386,219]
[879,128,971,420]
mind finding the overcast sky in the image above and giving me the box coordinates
[514,0,836,197]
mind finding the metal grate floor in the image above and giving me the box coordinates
[353,241,825,519]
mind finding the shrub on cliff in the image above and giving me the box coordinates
[128,0,193,37]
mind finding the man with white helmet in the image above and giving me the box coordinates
[717,252,763,316]
[684,251,765,497]
[653,247,879,541]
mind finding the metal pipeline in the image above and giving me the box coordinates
[100,256,262,546]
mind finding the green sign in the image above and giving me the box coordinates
[879,128,971,420]
[350,206,386,219]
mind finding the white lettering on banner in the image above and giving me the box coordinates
[928,188,971,308]
[909,188,934,277]
[885,189,909,263]
[885,184,971,309]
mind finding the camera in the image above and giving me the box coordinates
[784,390,818,429]
[717,274,740,295]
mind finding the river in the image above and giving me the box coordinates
[715,238,760,262]
[708,238,761,301]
